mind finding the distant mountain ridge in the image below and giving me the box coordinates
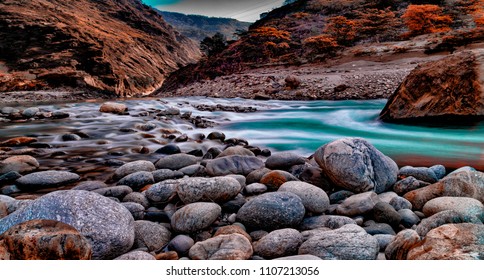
[0,0,200,96]
[157,10,251,43]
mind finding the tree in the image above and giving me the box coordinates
[324,16,358,46]
[402,4,452,35]
[355,8,401,42]
[302,34,339,57]
[200,32,227,57]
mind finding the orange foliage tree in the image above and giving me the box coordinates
[302,34,339,57]
[324,16,358,46]
[473,0,484,27]
[242,27,292,61]
[402,4,453,35]
[355,8,401,42]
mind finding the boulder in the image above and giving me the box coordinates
[404,170,484,210]
[188,233,253,260]
[176,176,242,204]
[314,138,398,193]
[0,190,134,259]
[206,155,264,176]
[15,171,80,190]
[415,210,481,237]
[171,202,221,233]
[237,192,305,231]
[0,219,92,260]
[133,220,171,252]
[278,181,329,214]
[408,223,484,260]
[113,160,155,181]
[253,228,303,259]
[99,102,128,114]
[0,155,39,175]
[385,229,421,260]
[265,152,306,170]
[336,191,380,217]
[422,197,484,221]
[298,224,379,260]
[155,154,199,170]
[380,50,484,122]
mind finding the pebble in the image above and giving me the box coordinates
[0,155,39,175]
[133,220,171,252]
[171,202,221,233]
[260,170,299,190]
[206,155,264,176]
[398,166,438,183]
[189,233,252,260]
[176,176,242,204]
[155,154,199,170]
[144,180,178,204]
[168,235,194,256]
[336,191,380,216]
[114,251,156,260]
[253,228,303,259]
[155,144,181,155]
[278,181,329,214]
[15,171,80,190]
[117,171,154,190]
[92,186,133,199]
[113,160,156,181]
[300,215,356,230]
[265,152,306,170]
[121,202,145,220]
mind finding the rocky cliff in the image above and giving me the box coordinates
[0,0,200,96]
[380,50,484,122]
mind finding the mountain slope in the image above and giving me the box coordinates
[158,11,251,43]
[0,0,200,96]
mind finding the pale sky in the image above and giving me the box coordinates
[142,0,286,22]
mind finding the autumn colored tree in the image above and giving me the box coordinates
[324,16,358,46]
[241,27,292,61]
[355,8,401,42]
[402,4,452,35]
[302,34,339,57]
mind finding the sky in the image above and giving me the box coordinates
[142,0,286,22]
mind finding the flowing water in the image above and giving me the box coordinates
[1,98,482,180]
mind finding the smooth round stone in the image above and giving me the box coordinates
[246,168,271,184]
[244,183,267,195]
[378,192,399,204]
[221,194,246,213]
[206,155,264,176]
[207,131,226,141]
[329,190,355,204]
[373,202,401,228]
[121,202,145,220]
[385,229,420,260]
[408,223,484,260]
[214,225,251,241]
[415,210,481,237]
[299,224,379,260]
[177,176,242,204]
[122,192,149,209]
[155,154,199,170]
[253,228,303,259]
[189,233,252,260]
[202,147,222,160]
[389,196,412,211]
[260,170,298,191]
[399,166,438,183]
[145,180,177,204]
[0,137,37,147]
[0,171,22,185]
[236,192,305,231]
[0,190,135,260]
[0,219,92,260]
[265,152,306,170]
[422,197,484,220]
[22,107,40,118]
[135,122,157,131]
[178,164,205,176]
[429,165,446,180]
[117,171,154,190]
[314,138,398,194]
[152,169,184,183]
[15,171,80,190]
[168,235,195,256]
[52,111,69,119]
[363,222,396,235]
[62,134,82,141]
[133,220,171,252]
[0,155,39,174]
[1,107,19,115]
[393,176,428,195]
[92,186,133,199]
[113,160,156,181]
[398,209,421,228]
[217,146,255,158]
[99,102,127,114]
[114,251,155,260]
[72,180,108,191]
[374,234,395,252]
[171,202,221,233]
[278,181,329,214]
[300,215,356,230]
[336,191,380,216]
[155,144,181,155]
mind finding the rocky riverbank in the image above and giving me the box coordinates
[0,101,483,260]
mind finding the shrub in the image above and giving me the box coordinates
[402,4,452,36]
[324,16,358,46]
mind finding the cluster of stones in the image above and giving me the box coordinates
[0,104,482,260]
[0,106,69,122]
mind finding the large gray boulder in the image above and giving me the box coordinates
[0,190,135,260]
[314,138,398,193]
[298,224,379,260]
